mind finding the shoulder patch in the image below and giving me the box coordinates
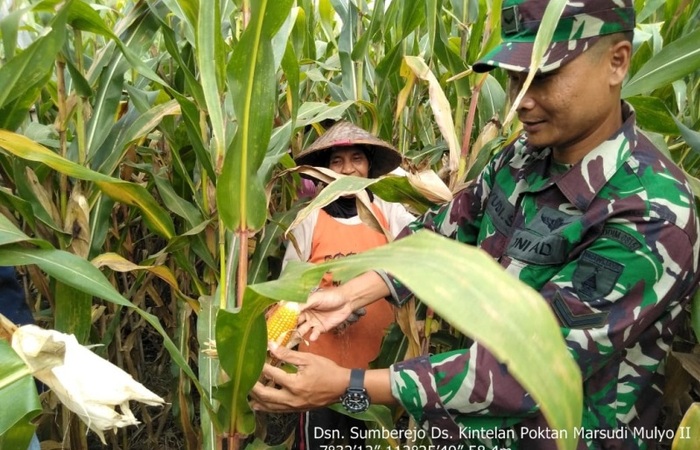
[573,250,624,302]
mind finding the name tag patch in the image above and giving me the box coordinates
[506,228,567,265]
[485,188,515,236]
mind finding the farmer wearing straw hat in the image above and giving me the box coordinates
[253,1,700,449]
[293,121,404,179]
[283,121,415,450]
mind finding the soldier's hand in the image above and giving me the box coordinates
[250,343,349,412]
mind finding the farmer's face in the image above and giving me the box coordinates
[328,147,370,178]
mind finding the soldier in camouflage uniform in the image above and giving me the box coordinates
[251,1,700,449]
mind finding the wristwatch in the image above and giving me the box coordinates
[340,368,371,413]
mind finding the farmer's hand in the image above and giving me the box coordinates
[297,287,356,341]
[249,343,349,412]
[332,307,366,334]
[298,271,390,341]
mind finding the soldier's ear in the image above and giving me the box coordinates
[609,40,631,86]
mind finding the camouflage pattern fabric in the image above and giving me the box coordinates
[385,102,700,449]
[473,0,636,73]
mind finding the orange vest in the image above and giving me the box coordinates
[297,205,395,368]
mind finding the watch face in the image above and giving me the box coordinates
[341,389,370,413]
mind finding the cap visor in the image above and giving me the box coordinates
[473,38,598,73]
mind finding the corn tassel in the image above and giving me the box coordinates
[266,301,300,347]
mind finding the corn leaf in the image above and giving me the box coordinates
[404,55,460,184]
[352,0,385,61]
[95,99,181,176]
[0,213,50,249]
[673,118,700,157]
[215,293,271,435]
[248,207,302,284]
[217,0,295,232]
[0,130,175,239]
[0,340,41,448]
[196,0,226,166]
[54,281,92,344]
[82,2,163,159]
[0,1,67,109]
[197,296,221,450]
[68,0,167,87]
[160,0,197,38]
[672,402,700,449]
[623,28,700,98]
[0,7,24,59]
[626,96,679,135]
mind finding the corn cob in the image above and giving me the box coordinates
[266,301,300,347]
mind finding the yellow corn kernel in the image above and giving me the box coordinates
[266,301,300,347]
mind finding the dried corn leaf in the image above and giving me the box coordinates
[406,170,453,204]
[0,313,18,342]
[63,188,90,258]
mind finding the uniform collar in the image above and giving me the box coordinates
[524,102,637,211]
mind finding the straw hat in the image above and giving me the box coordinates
[294,121,402,178]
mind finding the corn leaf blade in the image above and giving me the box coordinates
[0,130,175,238]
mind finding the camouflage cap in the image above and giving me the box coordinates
[473,0,636,73]
[294,121,402,178]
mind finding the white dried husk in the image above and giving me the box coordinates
[406,169,454,203]
[11,324,165,444]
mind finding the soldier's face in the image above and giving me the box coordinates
[507,39,630,164]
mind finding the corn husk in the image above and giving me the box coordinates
[468,119,501,170]
[11,324,165,444]
[406,170,453,203]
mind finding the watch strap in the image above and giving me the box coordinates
[349,368,365,390]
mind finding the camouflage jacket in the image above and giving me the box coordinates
[386,103,700,449]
